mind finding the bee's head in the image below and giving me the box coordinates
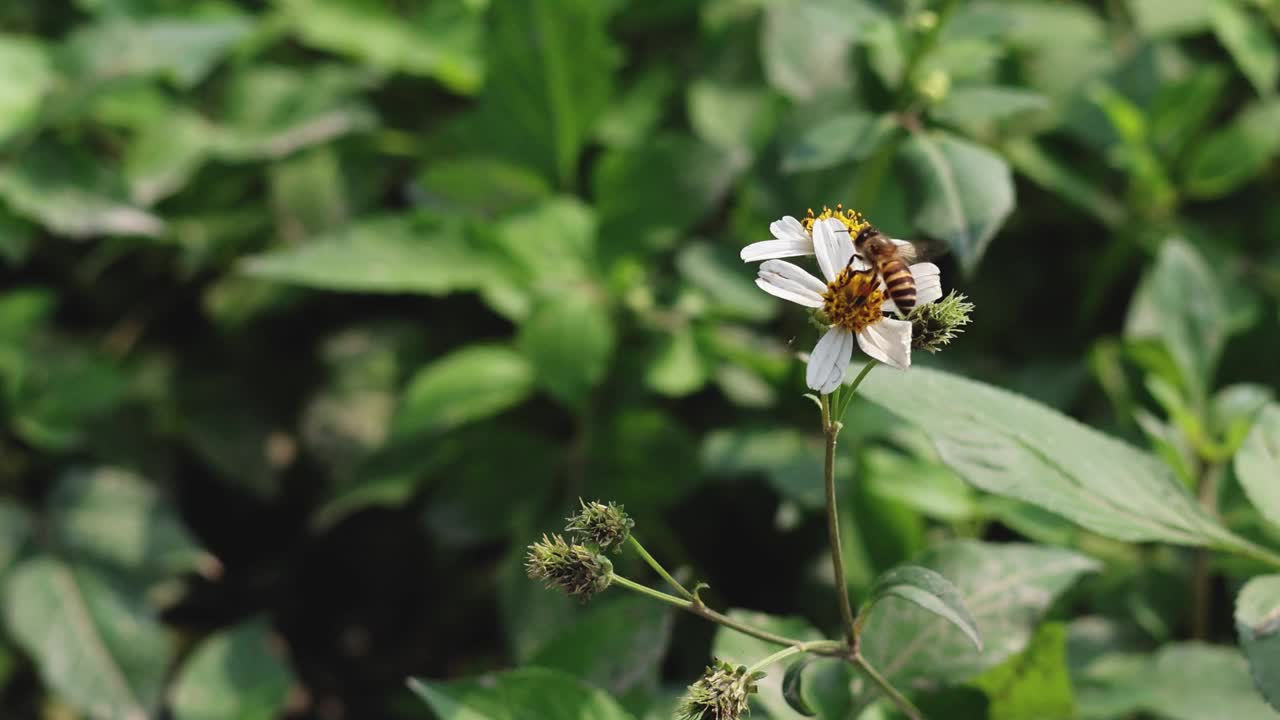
[852,226,879,248]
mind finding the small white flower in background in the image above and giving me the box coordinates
[747,217,943,394]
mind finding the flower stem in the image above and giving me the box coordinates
[853,652,924,720]
[820,394,859,649]
[744,641,843,675]
[609,574,842,653]
[627,535,693,600]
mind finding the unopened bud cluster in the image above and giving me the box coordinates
[526,499,634,601]
[565,499,634,553]
[677,659,762,720]
[909,290,973,353]
[525,534,613,601]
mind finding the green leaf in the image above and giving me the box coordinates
[930,86,1050,129]
[527,596,673,698]
[1124,239,1230,396]
[687,80,782,157]
[1237,574,1280,711]
[780,111,896,173]
[971,623,1075,720]
[858,541,1097,688]
[859,367,1242,547]
[781,655,819,717]
[0,501,30,580]
[1148,65,1230,160]
[1001,138,1126,229]
[486,197,598,319]
[2,557,172,719]
[242,212,496,295]
[864,564,983,652]
[479,0,616,187]
[519,289,615,409]
[50,468,212,584]
[675,242,776,322]
[393,345,534,438]
[712,611,854,720]
[62,15,252,90]
[0,142,164,238]
[645,326,709,397]
[594,134,740,258]
[123,108,215,206]
[1076,643,1277,720]
[1211,0,1280,97]
[212,64,377,162]
[1237,405,1280,529]
[409,667,636,720]
[1128,0,1212,37]
[760,0,877,100]
[1183,99,1280,198]
[170,618,295,720]
[278,0,483,93]
[416,157,553,218]
[0,35,53,144]
[900,131,1014,276]
[701,428,834,509]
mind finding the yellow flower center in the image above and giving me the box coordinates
[823,267,886,333]
[802,204,871,236]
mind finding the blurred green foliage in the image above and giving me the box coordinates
[2,0,1280,718]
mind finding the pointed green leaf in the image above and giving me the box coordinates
[527,596,673,698]
[393,345,534,438]
[1211,0,1280,97]
[782,655,820,717]
[1125,239,1230,397]
[0,35,52,144]
[50,468,211,584]
[971,622,1075,720]
[277,0,483,93]
[2,557,171,720]
[900,131,1014,276]
[519,289,614,410]
[242,212,496,295]
[1183,98,1280,198]
[858,542,1097,688]
[859,367,1244,547]
[1237,405,1280,529]
[408,667,635,720]
[1236,574,1280,711]
[62,16,252,90]
[170,619,295,720]
[479,0,616,187]
[865,565,982,652]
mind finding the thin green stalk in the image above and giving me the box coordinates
[744,642,842,674]
[853,653,924,720]
[627,535,693,600]
[820,395,859,649]
[834,359,879,424]
[610,574,834,652]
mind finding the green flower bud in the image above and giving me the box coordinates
[909,290,974,353]
[565,499,634,553]
[525,534,613,601]
[676,659,762,720]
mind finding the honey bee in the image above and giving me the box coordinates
[849,226,920,314]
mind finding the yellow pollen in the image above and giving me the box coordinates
[802,204,871,236]
[823,267,886,333]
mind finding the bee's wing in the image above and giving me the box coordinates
[889,238,919,262]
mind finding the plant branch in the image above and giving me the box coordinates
[820,394,859,649]
[609,574,841,653]
[1191,462,1224,640]
[853,652,924,720]
[627,535,694,600]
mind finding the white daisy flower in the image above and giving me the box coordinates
[752,218,943,393]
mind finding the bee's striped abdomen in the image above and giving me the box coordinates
[881,259,916,313]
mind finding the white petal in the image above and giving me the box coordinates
[770,215,811,243]
[856,318,912,370]
[910,262,942,305]
[806,327,854,394]
[741,238,812,262]
[813,218,856,283]
[755,277,823,308]
[760,259,828,295]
